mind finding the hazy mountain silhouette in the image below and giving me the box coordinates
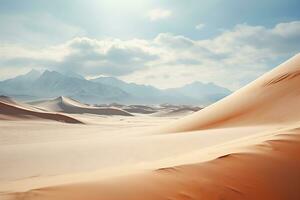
[0,70,231,105]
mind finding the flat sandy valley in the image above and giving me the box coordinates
[1,54,300,199]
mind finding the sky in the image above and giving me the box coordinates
[0,0,300,90]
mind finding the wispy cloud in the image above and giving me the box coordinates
[0,13,85,45]
[147,8,172,21]
[195,23,205,30]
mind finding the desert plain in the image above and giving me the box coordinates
[1,54,300,200]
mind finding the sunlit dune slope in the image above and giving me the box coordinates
[11,127,300,200]
[162,53,300,133]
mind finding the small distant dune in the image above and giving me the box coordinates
[0,95,16,104]
[0,96,82,124]
[123,105,158,114]
[162,107,201,117]
[31,96,133,116]
[153,106,202,117]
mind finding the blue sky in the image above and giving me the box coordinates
[0,0,300,89]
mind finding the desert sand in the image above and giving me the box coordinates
[152,105,202,117]
[1,54,300,200]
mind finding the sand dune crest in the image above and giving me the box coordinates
[0,97,82,124]
[31,96,133,116]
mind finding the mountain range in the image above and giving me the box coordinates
[0,70,231,105]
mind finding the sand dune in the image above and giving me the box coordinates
[2,54,300,200]
[0,97,82,124]
[162,53,300,133]
[0,96,46,112]
[123,105,158,114]
[10,126,300,200]
[97,104,159,114]
[153,106,201,117]
[31,96,133,116]
[0,95,16,104]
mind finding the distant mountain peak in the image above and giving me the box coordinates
[39,70,64,80]
[42,70,60,75]
[27,69,40,75]
[91,76,122,82]
[14,69,42,81]
[181,81,231,92]
[62,71,85,80]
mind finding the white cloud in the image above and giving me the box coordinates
[195,23,205,30]
[1,21,300,89]
[147,8,172,21]
[272,21,300,37]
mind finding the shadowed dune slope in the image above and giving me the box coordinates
[0,98,82,124]
[0,95,16,104]
[31,96,133,116]
[162,53,300,133]
[11,128,300,200]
